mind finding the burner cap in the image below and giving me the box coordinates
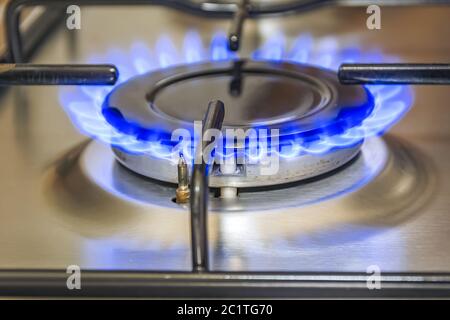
[102,59,374,143]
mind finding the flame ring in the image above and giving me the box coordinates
[59,32,414,160]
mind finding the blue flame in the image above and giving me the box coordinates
[59,31,413,161]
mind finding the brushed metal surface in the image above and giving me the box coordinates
[112,142,363,188]
[0,6,449,274]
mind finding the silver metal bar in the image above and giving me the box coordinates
[337,0,450,5]
[190,100,225,272]
[0,64,118,85]
[339,63,450,85]
[1,270,450,298]
[228,0,250,51]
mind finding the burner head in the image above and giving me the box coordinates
[102,59,373,142]
[101,59,374,187]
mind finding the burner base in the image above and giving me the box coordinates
[79,138,388,211]
[112,143,363,188]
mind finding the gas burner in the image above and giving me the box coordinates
[59,33,414,172]
[57,32,415,201]
[102,59,372,137]
[102,59,372,187]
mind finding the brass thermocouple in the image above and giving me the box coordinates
[176,154,190,204]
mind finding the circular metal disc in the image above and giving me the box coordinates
[102,59,373,141]
[81,138,385,210]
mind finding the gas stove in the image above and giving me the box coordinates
[0,1,449,298]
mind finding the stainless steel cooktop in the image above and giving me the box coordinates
[0,4,449,297]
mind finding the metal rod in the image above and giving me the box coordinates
[339,63,450,85]
[190,100,225,272]
[229,60,244,96]
[0,64,118,85]
[228,0,250,52]
[3,269,450,298]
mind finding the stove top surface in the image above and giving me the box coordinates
[0,5,449,297]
